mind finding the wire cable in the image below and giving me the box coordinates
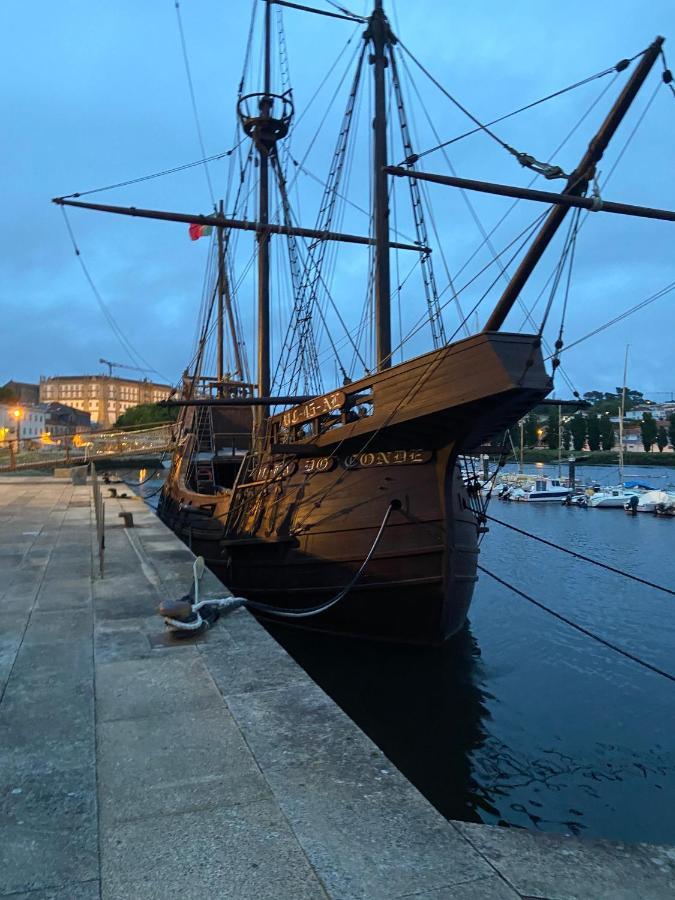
[485,513,675,598]
[57,145,243,201]
[550,280,675,359]
[405,49,646,164]
[478,564,675,683]
[59,207,169,380]
[174,1,215,205]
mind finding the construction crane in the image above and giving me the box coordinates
[99,358,153,378]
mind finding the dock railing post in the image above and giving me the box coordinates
[90,461,105,577]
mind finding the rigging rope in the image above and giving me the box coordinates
[174,1,215,205]
[389,45,446,347]
[551,207,581,369]
[660,49,675,100]
[57,145,244,201]
[404,51,646,165]
[478,565,675,684]
[537,207,581,337]
[59,208,168,380]
[549,280,675,359]
[398,40,568,180]
[388,52,619,399]
[273,43,367,394]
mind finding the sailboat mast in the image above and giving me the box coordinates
[367,1,393,370]
[257,0,273,403]
[619,345,629,480]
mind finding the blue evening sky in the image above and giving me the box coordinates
[1,1,673,398]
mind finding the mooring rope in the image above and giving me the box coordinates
[161,500,399,631]
[485,514,675,598]
[478,564,675,683]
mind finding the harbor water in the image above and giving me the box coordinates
[131,462,675,845]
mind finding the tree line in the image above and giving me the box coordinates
[515,409,675,453]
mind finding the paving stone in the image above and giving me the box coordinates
[4,479,675,900]
[199,635,307,697]
[205,605,278,649]
[226,682,493,899]
[0,767,98,896]
[402,876,523,899]
[100,800,328,900]
[94,624,154,663]
[0,671,95,774]
[21,608,92,644]
[95,654,222,722]
[36,577,91,611]
[455,822,675,900]
[97,705,271,826]
[4,881,100,900]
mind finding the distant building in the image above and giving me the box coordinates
[0,403,47,446]
[1,381,39,404]
[43,402,92,438]
[39,374,172,428]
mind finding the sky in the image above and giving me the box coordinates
[1,0,674,399]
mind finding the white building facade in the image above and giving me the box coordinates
[0,404,47,444]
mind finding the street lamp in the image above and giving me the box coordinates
[536,427,544,447]
[12,408,23,453]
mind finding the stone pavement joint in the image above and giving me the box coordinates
[1,476,674,899]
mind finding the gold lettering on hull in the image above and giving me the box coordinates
[343,450,432,469]
[280,390,346,428]
[257,449,432,481]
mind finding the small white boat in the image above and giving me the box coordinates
[587,486,639,508]
[625,489,675,513]
[510,477,572,502]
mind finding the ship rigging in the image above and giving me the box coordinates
[54,1,673,643]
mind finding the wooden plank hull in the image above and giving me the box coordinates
[158,332,551,644]
[160,450,476,644]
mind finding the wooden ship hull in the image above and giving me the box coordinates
[158,331,551,643]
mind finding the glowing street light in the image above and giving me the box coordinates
[11,408,23,451]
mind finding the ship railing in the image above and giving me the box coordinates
[269,387,374,447]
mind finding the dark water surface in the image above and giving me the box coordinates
[130,463,675,844]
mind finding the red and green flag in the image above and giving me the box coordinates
[188,223,213,241]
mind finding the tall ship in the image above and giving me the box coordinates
[54,3,669,643]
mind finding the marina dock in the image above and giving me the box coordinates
[1,475,674,899]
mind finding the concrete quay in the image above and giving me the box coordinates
[1,475,674,899]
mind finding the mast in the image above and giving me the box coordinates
[619,345,629,481]
[366,0,394,370]
[483,36,664,332]
[557,404,562,477]
[218,200,246,382]
[235,0,293,414]
[258,0,272,405]
[217,201,225,389]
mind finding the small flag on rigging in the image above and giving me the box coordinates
[188,223,213,241]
